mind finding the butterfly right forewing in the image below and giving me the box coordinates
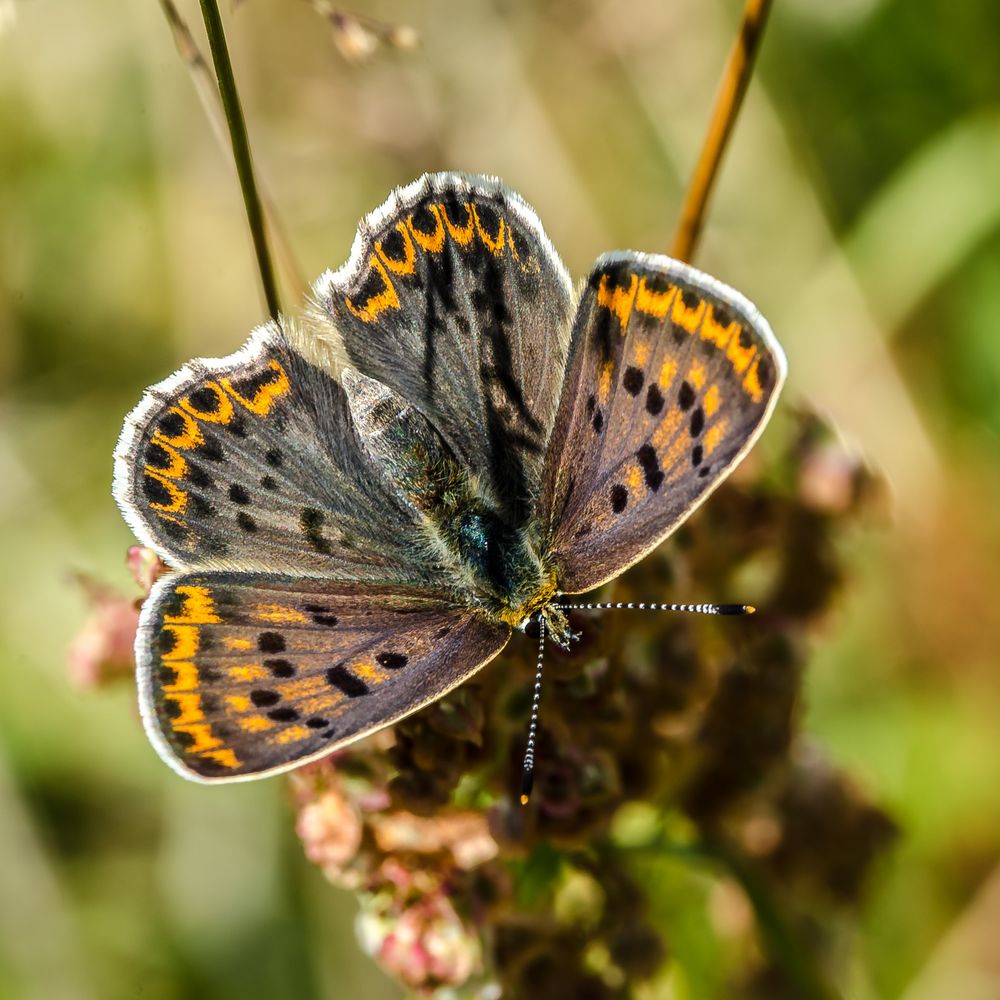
[539,252,786,595]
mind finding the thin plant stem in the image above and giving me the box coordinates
[158,0,308,305]
[198,0,282,321]
[670,0,774,263]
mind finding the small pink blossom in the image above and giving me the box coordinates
[68,548,168,688]
[372,810,498,870]
[67,577,139,688]
[296,786,364,886]
[126,545,169,593]
[357,889,482,992]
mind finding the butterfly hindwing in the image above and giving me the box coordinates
[139,572,512,781]
[539,252,787,593]
[315,173,574,525]
[113,325,443,587]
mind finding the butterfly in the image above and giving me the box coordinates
[113,173,786,786]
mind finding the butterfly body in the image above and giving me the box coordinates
[343,366,559,635]
[114,172,786,783]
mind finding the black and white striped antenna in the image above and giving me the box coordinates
[518,601,754,805]
[553,601,755,615]
[519,615,546,805]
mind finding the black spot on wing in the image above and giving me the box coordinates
[756,355,773,392]
[352,262,392,310]
[678,381,696,411]
[155,627,178,656]
[623,367,644,396]
[158,412,185,438]
[475,202,503,245]
[380,225,407,261]
[145,442,171,470]
[636,444,664,492]
[326,664,368,698]
[224,415,248,439]
[258,632,285,653]
[591,306,615,363]
[189,494,216,519]
[690,407,705,437]
[250,689,280,708]
[142,475,172,507]
[646,384,664,416]
[266,659,296,678]
[187,387,220,413]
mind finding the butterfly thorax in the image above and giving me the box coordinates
[343,368,562,633]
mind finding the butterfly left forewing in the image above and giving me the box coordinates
[140,571,511,781]
[540,252,786,594]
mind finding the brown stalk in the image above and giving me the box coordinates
[670,0,774,263]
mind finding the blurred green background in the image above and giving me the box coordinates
[2,0,999,997]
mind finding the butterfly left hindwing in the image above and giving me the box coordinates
[140,571,511,781]
[113,326,443,586]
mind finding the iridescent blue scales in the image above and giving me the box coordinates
[113,173,786,782]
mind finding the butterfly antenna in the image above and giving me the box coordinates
[519,614,546,805]
[552,602,755,616]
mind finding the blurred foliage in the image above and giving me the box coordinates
[1,0,999,998]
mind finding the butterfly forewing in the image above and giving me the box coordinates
[113,326,442,587]
[140,572,511,781]
[315,173,574,525]
[540,252,786,594]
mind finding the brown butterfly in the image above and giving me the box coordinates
[113,173,786,787]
